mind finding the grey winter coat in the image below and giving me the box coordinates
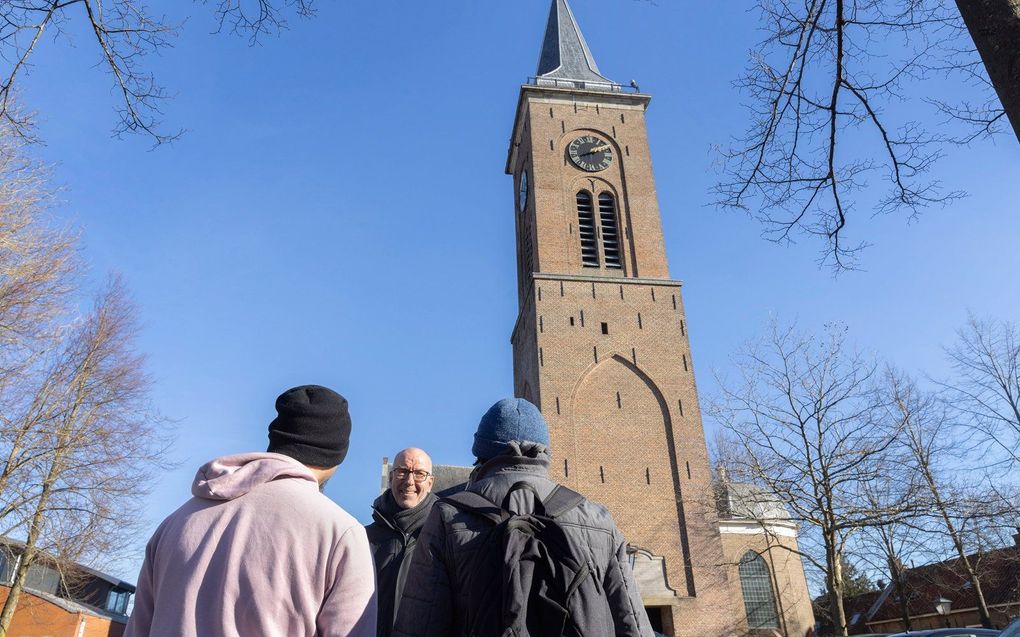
[391,443,653,637]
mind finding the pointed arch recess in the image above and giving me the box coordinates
[569,353,696,596]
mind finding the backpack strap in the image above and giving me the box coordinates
[442,490,506,525]
[501,481,546,513]
[445,483,584,521]
[542,485,585,519]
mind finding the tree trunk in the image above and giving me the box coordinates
[945,534,995,628]
[920,465,996,628]
[827,544,849,637]
[0,546,37,637]
[889,557,912,631]
[956,0,1020,142]
[0,471,54,636]
[0,378,83,635]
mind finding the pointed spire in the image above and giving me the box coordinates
[536,0,618,89]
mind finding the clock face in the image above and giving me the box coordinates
[567,135,613,172]
[518,170,529,211]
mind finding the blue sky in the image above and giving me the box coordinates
[18,0,1020,580]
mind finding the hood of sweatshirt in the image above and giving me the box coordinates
[191,452,318,501]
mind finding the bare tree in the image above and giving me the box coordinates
[0,125,76,356]
[881,368,1013,628]
[716,0,1014,271]
[941,315,1020,471]
[711,322,907,637]
[854,452,928,631]
[0,1,316,144]
[0,121,168,633]
[0,119,78,542]
[0,279,168,636]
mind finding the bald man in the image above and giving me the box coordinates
[366,448,437,637]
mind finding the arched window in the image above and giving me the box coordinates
[576,191,599,267]
[738,551,779,629]
[598,193,621,268]
[518,170,529,213]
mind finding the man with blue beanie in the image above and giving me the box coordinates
[471,396,551,460]
[392,398,653,637]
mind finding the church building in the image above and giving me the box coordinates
[503,2,815,635]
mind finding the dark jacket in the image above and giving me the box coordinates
[392,443,653,637]
[366,491,437,637]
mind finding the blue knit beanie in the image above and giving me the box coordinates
[472,398,550,460]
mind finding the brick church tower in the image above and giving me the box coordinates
[506,2,739,635]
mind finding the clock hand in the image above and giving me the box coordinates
[589,145,611,153]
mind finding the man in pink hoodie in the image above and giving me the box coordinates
[125,385,377,637]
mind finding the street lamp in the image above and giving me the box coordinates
[934,597,953,628]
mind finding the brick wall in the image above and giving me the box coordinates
[720,525,816,637]
[0,586,125,637]
[508,85,739,636]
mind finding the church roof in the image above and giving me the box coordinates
[716,480,792,521]
[826,538,1020,629]
[535,0,618,89]
[867,542,1020,624]
[429,464,473,495]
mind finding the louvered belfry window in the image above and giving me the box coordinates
[598,193,621,268]
[576,191,600,267]
[577,190,624,270]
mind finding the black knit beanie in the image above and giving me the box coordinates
[267,385,351,468]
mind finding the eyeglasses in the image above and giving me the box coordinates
[392,467,432,483]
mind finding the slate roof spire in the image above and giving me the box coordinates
[536,0,618,89]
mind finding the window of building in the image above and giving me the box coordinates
[25,563,60,595]
[598,193,622,268]
[0,549,16,585]
[576,190,624,270]
[518,170,529,212]
[738,551,780,629]
[576,191,599,267]
[518,204,534,281]
[107,589,131,615]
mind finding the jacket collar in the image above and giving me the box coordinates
[371,490,437,535]
[469,441,551,483]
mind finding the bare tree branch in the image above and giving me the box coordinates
[940,314,1020,471]
[0,0,318,144]
[716,0,975,272]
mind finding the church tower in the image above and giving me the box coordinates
[507,2,739,635]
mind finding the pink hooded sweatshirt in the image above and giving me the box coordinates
[125,453,377,637]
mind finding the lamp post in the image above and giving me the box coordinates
[934,597,953,628]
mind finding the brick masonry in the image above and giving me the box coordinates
[719,525,816,637]
[0,586,125,637]
[507,84,741,637]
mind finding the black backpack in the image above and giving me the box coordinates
[444,481,614,637]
